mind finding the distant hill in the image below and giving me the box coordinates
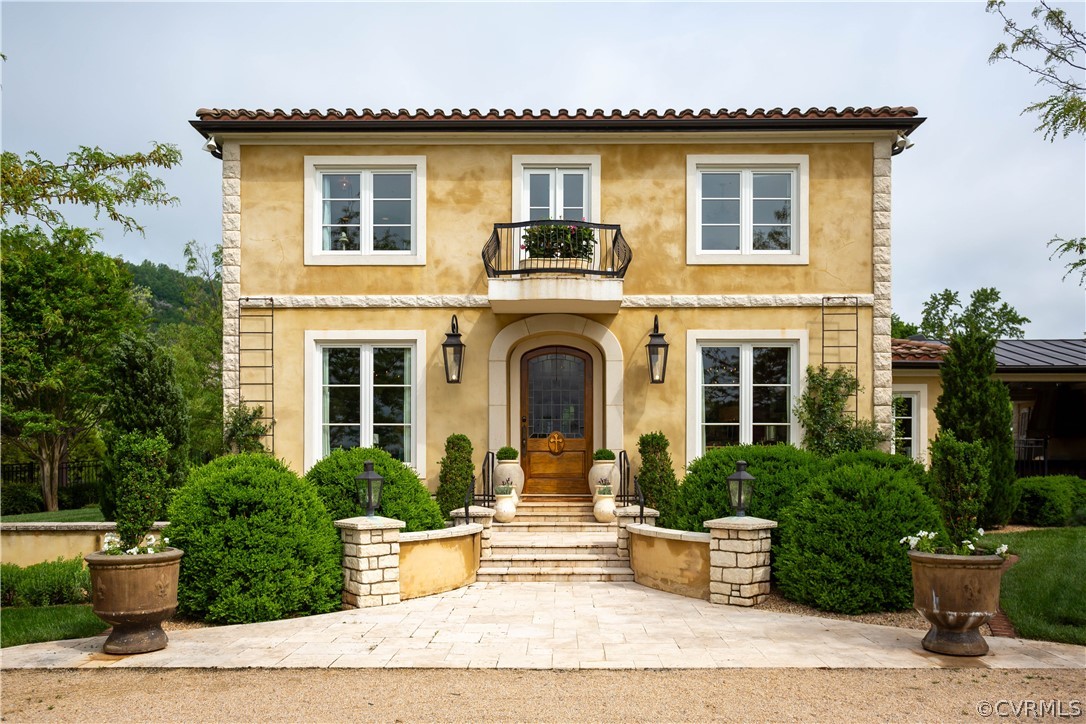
[126,260,197,326]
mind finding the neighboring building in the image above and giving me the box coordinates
[891,337,1086,476]
[190,106,924,493]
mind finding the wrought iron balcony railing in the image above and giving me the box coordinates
[482,220,632,278]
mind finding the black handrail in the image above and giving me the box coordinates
[478,451,496,508]
[634,475,646,525]
[482,220,631,278]
[616,450,636,507]
[461,474,475,526]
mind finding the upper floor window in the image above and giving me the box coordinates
[512,155,601,223]
[686,155,809,265]
[304,156,426,266]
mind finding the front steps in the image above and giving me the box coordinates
[477,500,633,583]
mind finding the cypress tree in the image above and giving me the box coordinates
[934,328,1016,527]
[436,433,474,519]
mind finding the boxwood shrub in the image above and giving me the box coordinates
[776,463,944,614]
[666,444,824,532]
[0,557,90,607]
[435,434,474,520]
[166,454,342,624]
[305,447,444,532]
[1,479,44,516]
[1013,476,1085,527]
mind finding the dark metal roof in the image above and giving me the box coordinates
[190,106,925,137]
[995,339,1086,371]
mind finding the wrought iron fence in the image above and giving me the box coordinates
[0,460,105,488]
[482,220,632,278]
[1014,437,1048,478]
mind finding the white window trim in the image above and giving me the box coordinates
[304,329,426,474]
[303,155,427,266]
[686,154,809,265]
[512,155,602,223]
[892,384,928,464]
[685,329,808,464]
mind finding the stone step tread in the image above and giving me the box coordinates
[490,536,617,547]
[477,566,635,576]
[487,553,626,563]
[492,523,616,532]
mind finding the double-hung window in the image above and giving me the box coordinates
[304,156,426,265]
[305,331,426,472]
[686,331,806,461]
[686,155,809,265]
[891,385,927,463]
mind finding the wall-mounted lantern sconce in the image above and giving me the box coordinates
[646,314,669,384]
[442,315,465,384]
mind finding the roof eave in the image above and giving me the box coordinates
[190,115,926,140]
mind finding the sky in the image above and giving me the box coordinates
[2,1,1084,338]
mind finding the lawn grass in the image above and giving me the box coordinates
[0,507,105,523]
[0,605,107,648]
[989,526,1085,646]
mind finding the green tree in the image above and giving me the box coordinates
[0,225,145,510]
[155,241,224,462]
[1,144,181,234]
[920,287,1030,340]
[1048,235,1085,286]
[99,334,191,519]
[934,328,1017,527]
[436,433,475,519]
[891,313,920,339]
[223,404,270,454]
[794,366,887,456]
[987,0,1086,141]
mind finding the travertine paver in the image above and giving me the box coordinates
[1,582,1083,670]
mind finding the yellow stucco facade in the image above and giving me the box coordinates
[208,117,911,489]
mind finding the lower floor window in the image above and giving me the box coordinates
[698,343,794,449]
[322,344,414,462]
[892,393,918,461]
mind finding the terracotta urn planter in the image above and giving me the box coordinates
[495,458,525,498]
[907,549,1004,656]
[85,548,184,655]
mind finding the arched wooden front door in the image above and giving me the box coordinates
[520,346,592,496]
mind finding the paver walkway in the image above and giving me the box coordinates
[2,582,1082,670]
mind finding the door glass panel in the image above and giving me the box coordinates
[527,351,585,439]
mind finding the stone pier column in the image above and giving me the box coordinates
[615,505,659,559]
[335,516,404,608]
[704,516,777,607]
[451,506,496,559]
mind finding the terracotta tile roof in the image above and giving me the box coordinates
[892,338,948,363]
[191,106,925,135]
[194,106,921,122]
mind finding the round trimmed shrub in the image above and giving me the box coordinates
[435,434,474,520]
[668,445,823,532]
[1013,476,1081,527]
[776,463,944,614]
[166,454,342,624]
[306,447,444,532]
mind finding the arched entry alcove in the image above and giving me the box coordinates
[487,315,624,458]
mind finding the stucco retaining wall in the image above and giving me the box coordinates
[398,524,482,600]
[0,522,169,567]
[627,524,711,600]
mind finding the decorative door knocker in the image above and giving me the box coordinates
[547,431,566,455]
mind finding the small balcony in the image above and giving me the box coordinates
[483,220,631,314]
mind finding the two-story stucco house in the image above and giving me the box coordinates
[190,106,924,496]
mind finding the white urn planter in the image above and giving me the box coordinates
[593,493,616,523]
[494,493,517,523]
[495,458,525,498]
[589,460,615,502]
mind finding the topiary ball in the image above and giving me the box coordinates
[166,454,342,624]
[776,463,944,615]
[305,447,444,532]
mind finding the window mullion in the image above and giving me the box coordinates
[740,344,752,444]
[361,172,373,255]
[361,345,374,447]
[741,171,753,255]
